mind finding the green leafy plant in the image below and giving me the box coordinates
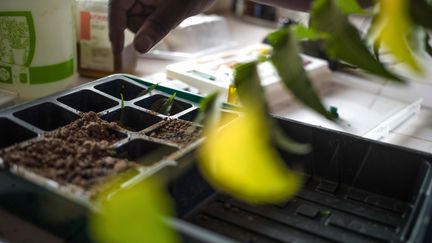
[266,27,335,119]
[197,0,432,205]
[310,0,403,81]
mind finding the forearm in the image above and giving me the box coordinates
[250,0,373,11]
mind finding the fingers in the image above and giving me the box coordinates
[108,0,135,54]
[133,0,199,53]
[110,0,215,53]
[134,5,180,53]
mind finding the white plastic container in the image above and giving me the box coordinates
[142,15,236,60]
[0,0,77,100]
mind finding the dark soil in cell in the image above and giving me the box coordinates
[0,112,137,190]
[147,119,202,147]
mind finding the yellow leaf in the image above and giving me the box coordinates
[90,177,178,243]
[199,108,302,204]
[374,0,422,73]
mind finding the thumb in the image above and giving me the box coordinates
[133,18,171,53]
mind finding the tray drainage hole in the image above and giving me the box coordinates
[95,79,146,101]
[58,90,118,113]
[135,94,192,116]
[14,102,79,131]
[102,107,161,132]
[0,118,37,149]
[115,139,178,166]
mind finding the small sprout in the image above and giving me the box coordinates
[320,210,332,217]
[159,92,176,116]
[120,92,125,125]
[137,83,159,98]
[120,93,125,110]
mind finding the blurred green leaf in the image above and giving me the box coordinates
[372,0,421,73]
[291,24,329,41]
[199,107,302,204]
[233,61,267,112]
[234,61,310,154]
[335,0,368,14]
[199,92,220,114]
[310,0,403,82]
[373,39,382,62]
[266,27,334,120]
[409,0,432,29]
[197,61,305,204]
[186,92,221,134]
[91,178,177,243]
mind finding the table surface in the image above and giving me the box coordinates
[1,13,432,243]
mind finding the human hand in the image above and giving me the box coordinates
[108,0,215,54]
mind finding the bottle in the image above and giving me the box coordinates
[76,0,137,78]
[0,0,77,100]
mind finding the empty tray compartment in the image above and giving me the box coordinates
[14,102,79,131]
[58,90,118,113]
[95,79,146,101]
[116,139,178,166]
[0,118,37,149]
[101,107,162,132]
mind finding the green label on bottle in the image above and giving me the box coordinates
[0,11,74,85]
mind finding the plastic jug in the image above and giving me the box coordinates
[0,0,77,100]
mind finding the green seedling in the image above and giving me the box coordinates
[137,83,159,98]
[159,92,176,116]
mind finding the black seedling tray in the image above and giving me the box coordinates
[0,74,224,241]
[169,117,432,243]
[0,74,432,243]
